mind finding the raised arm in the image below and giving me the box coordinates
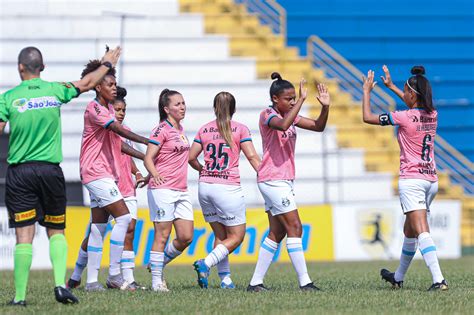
[188,142,204,172]
[362,70,381,125]
[296,83,330,132]
[71,46,121,93]
[381,65,404,101]
[241,141,261,172]
[269,79,307,131]
[121,141,145,160]
[109,122,149,145]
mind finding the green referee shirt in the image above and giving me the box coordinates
[0,78,79,165]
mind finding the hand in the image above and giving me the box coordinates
[135,173,149,189]
[299,78,307,100]
[316,83,330,106]
[150,174,166,186]
[101,46,121,67]
[380,65,394,88]
[363,70,377,93]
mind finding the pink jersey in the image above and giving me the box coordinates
[194,120,252,185]
[148,119,190,191]
[117,125,136,198]
[80,99,122,184]
[381,108,438,181]
[258,106,301,182]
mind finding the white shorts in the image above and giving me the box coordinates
[86,178,123,208]
[124,197,138,220]
[198,182,246,226]
[399,179,438,214]
[148,189,193,222]
[258,180,297,216]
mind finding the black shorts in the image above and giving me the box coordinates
[6,162,67,229]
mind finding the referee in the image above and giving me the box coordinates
[0,46,121,306]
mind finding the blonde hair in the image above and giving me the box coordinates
[213,92,236,149]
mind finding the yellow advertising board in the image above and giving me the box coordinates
[65,205,333,268]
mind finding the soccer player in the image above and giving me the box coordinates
[247,73,331,292]
[362,66,448,291]
[0,46,121,306]
[144,89,193,292]
[189,92,261,289]
[67,86,147,290]
[79,61,149,291]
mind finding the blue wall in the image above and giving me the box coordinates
[277,0,474,161]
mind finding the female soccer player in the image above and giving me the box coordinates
[79,62,149,291]
[144,89,193,292]
[68,86,147,290]
[189,92,261,289]
[247,73,330,292]
[362,66,447,291]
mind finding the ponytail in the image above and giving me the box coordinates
[213,92,236,149]
[407,66,435,113]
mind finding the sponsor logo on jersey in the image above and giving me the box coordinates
[13,96,62,113]
[44,214,65,224]
[14,209,37,222]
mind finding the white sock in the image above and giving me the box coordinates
[249,237,279,286]
[217,256,232,284]
[150,251,164,287]
[164,241,182,266]
[86,223,107,284]
[71,247,88,281]
[204,244,229,269]
[418,232,444,283]
[121,250,135,283]
[286,237,312,286]
[109,214,132,276]
[394,237,418,282]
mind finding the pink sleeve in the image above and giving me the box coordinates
[89,102,115,128]
[149,125,166,146]
[390,111,407,126]
[294,115,302,125]
[262,108,278,126]
[239,125,252,143]
[193,128,203,145]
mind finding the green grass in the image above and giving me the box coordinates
[1,257,473,314]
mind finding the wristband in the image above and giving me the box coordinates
[101,61,113,69]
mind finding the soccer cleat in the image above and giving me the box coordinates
[246,283,269,292]
[380,268,403,288]
[106,274,135,291]
[54,286,79,304]
[193,259,210,289]
[152,284,170,293]
[220,280,236,289]
[66,278,81,289]
[128,281,147,291]
[85,282,106,292]
[300,282,321,291]
[8,299,26,307]
[428,280,448,291]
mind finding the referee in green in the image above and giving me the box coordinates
[0,46,121,306]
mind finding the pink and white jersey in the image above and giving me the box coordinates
[194,120,252,185]
[379,108,438,181]
[258,106,301,182]
[117,125,136,198]
[80,99,121,185]
[148,119,190,191]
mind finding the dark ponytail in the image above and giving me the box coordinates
[158,88,180,122]
[406,65,435,113]
[269,72,294,103]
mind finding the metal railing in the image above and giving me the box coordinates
[235,0,286,40]
[307,35,473,195]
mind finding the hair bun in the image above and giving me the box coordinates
[159,88,170,98]
[411,65,425,75]
[116,86,127,99]
[271,72,282,81]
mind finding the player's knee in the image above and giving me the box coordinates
[177,234,193,248]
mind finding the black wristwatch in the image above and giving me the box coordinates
[101,61,113,69]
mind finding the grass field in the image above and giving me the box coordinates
[0,257,473,314]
